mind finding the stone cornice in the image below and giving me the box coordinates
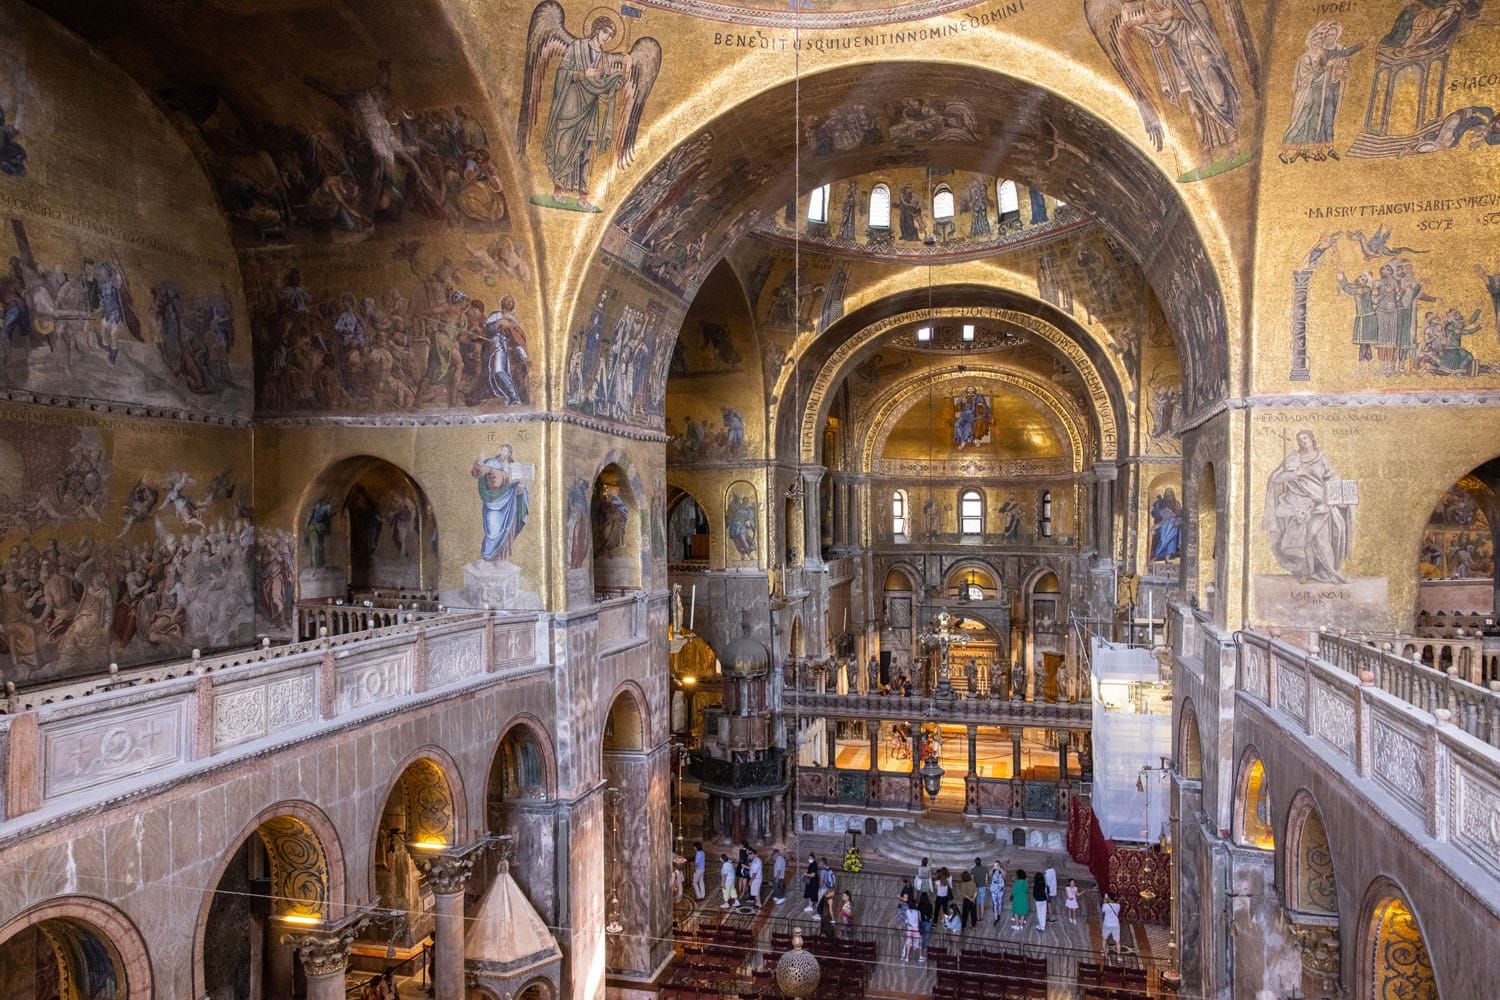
[1176,390,1500,433]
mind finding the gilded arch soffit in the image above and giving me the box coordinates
[256,816,331,919]
[859,367,1088,474]
[794,306,1119,464]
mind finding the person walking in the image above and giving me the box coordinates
[748,849,764,905]
[803,853,819,912]
[1101,892,1122,958]
[1010,869,1030,931]
[1064,878,1080,924]
[692,842,706,900]
[901,898,921,962]
[1032,869,1049,932]
[989,865,1008,926]
[1044,859,1058,905]
[917,892,933,961]
[839,890,855,940]
[772,848,787,904]
[958,871,977,928]
[818,856,837,904]
[737,843,751,900]
[719,854,738,909]
[671,861,684,901]
[971,857,988,919]
[915,856,933,896]
[819,889,837,940]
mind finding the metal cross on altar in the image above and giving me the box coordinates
[918,611,969,702]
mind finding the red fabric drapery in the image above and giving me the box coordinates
[1066,799,1170,924]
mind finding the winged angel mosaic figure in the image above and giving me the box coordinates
[1084,0,1260,169]
[518,2,661,213]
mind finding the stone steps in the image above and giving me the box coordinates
[871,815,1006,870]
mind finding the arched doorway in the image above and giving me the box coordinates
[1415,469,1496,633]
[0,898,151,1000]
[486,720,557,924]
[665,488,710,565]
[295,456,437,636]
[1285,791,1342,996]
[601,687,658,976]
[880,567,916,684]
[1178,705,1203,782]
[1233,750,1274,849]
[1362,888,1439,1000]
[1023,570,1063,702]
[360,755,460,975]
[592,464,641,598]
[199,807,340,1000]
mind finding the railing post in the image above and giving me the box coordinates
[319,643,337,720]
[413,627,429,694]
[191,669,214,760]
[4,711,40,819]
[1354,670,1373,779]
[1426,709,1449,840]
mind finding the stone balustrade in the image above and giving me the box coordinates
[1237,629,1500,885]
[0,609,554,832]
[1313,631,1500,747]
[296,599,445,640]
[783,689,1091,727]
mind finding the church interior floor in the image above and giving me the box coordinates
[676,854,1167,999]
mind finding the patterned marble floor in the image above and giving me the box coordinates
[678,857,1168,999]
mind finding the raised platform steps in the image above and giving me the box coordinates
[871,814,1006,869]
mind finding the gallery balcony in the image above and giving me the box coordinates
[783,688,1091,728]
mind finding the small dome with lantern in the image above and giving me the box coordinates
[718,612,769,678]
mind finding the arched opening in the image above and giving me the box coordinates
[666,488,710,565]
[601,687,658,975]
[1362,889,1439,1000]
[945,563,999,602]
[199,808,338,1000]
[1285,792,1337,916]
[0,899,151,1000]
[1196,462,1220,613]
[1234,751,1274,849]
[295,455,437,637]
[1179,704,1203,782]
[1415,467,1497,628]
[880,569,915,684]
[486,720,557,924]
[361,756,460,970]
[891,488,909,539]
[591,464,641,598]
[1022,570,1063,703]
[869,183,891,230]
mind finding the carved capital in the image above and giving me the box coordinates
[1289,918,1341,980]
[286,928,356,978]
[413,852,476,896]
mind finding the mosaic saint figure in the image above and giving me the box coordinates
[474,445,530,562]
[1263,431,1354,584]
[1281,21,1363,156]
[1150,488,1183,561]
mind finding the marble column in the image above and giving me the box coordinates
[802,467,825,569]
[1058,734,1069,780]
[1011,730,1023,779]
[1093,463,1118,562]
[289,929,354,1000]
[414,854,478,1000]
[967,725,978,777]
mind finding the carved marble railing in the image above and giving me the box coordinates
[296,599,445,640]
[796,764,1084,820]
[1237,629,1500,884]
[0,610,542,830]
[784,690,1091,728]
[594,592,650,656]
[1314,631,1500,747]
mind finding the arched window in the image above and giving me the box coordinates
[933,185,955,220]
[997,179,1020,220]
[807,183,831,223]
[869,184,891,229]
[960,489,984,536]
[892,489,908,538]
[1039,490,1053,537]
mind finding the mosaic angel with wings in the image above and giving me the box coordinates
[518,2,662,212]
[1084,0,1260,161]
